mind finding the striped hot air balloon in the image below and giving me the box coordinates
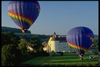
[8,1,40,35]
[66,26,94,60]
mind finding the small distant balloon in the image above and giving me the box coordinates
[8,1,40,35]
[66,26,94,60]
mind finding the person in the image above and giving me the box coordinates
[88,56,92,60]
[88,55,95,60]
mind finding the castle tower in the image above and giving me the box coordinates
[47,32,75,53]
[53,32,56,38]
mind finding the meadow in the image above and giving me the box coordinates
[21,52,98,66]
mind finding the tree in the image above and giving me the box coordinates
[92,39,98,47]
[29,36,49,56]
[18,38,28,54]
[1,44,22,66]
[1,32,20,47]
[30,35,42,49]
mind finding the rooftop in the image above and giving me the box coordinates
[51,32,66,42]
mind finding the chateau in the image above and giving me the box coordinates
[43,32,75,53]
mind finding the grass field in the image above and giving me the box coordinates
[21,52,98,66]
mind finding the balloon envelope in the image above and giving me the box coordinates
[66,26,94,55]
[8,1,40,33]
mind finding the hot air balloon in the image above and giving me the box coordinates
[8,1,40,35]
[66,26,94,60]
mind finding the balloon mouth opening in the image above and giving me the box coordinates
[22,29,27,36]
[79,54,83,60]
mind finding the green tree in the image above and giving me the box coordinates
[29,35,48,56]
[1,44,22,66]
[30,35,42,49]
[92,39,98,47]
[2,32,20,47]
[18,38,28,54]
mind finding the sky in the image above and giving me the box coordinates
[2,1,98,35]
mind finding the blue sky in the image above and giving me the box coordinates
[2,1,98,35]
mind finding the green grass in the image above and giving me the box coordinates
[21,52,98,66]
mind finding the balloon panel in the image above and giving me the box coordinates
[8,1,40,30]
[66,26,94,55]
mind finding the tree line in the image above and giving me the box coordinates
[1,32,49,66]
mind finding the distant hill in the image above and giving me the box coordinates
[94,35,98,40]
[1,26,50,42]
[2,26,31,34]
[1,26,98,41]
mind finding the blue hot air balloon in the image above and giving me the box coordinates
[66,26,94,60]
[8,1,40,35]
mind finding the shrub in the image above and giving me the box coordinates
[94,52,98,55]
